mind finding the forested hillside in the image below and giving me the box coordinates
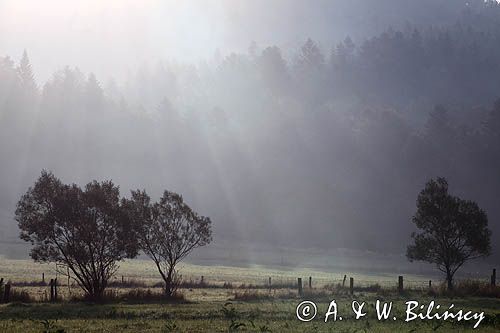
[1,0,500,260]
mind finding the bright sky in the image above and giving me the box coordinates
[0,0,482,82]
[0,0,232,81]
[0,0,363,82]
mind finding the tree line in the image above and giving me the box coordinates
[14,172,493,295]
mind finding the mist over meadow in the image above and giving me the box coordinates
[1,0,499,264]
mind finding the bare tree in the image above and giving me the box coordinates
[15,171,139,301]
[124,190,212,297]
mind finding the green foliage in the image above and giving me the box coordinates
[161,319,179,333]
[221,302,240,320]
[39,319,66,333]
[0,297,497,332]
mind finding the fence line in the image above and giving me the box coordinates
[0,267,496,302]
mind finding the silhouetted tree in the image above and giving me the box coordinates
[17,50,37,94]
[15,171,139,301]
[407,177,491,290]
[294,38,328,106]
[84,73,105,112]
[124,190,212,298]
[258,46,290,97]
[296,38,325,70]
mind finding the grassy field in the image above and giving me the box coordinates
[0,257,437,289]
[0,295,499,332]
[0,258,498,332]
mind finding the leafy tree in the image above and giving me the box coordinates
[124,190,212,298]
[407,177,491,290]
[15,171,139,300]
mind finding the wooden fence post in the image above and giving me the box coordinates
[50,279,54,302]
[309,276,312,289]
[42,273,45,284]
[268,277,271,288]
[297,278,303,296]
[398,276,404,294]
[3,283,10,303]
[0,278,3,303]
[67,267,71,296]
[491,269,496,287]
[201,276,204,285]
[349,277,354,295]
[428,280,432,290]
[342,275,347,287]
[54,278,58,301]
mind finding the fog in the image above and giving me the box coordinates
[1,0,499,267]
[0,0,475,81]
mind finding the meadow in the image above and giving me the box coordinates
[0,258,498,332]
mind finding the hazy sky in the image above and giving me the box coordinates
[0,0,228,81]
[0,0,466,82]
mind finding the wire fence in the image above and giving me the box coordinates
[0,270,497,303]
[3,272,495,291]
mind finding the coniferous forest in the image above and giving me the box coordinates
[3,2,500,257]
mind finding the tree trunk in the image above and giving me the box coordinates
[165,276,172,298]
[446,268,454,291]
[164,268,174,298]
[86,279,106,302]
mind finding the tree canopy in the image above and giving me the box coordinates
[123,190,212,297]
[15,171,139,300]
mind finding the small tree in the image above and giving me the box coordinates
[124,190,212,297]
[407,177,491,290]
[15,171,139,300]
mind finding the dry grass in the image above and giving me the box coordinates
[99,288,186,303]
[8,289,35,303]
[1,257,497,304]
[232,290,274,301]
[432,280,500,298]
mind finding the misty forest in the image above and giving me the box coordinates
[0,1,499,332]
[2,0,500,259]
